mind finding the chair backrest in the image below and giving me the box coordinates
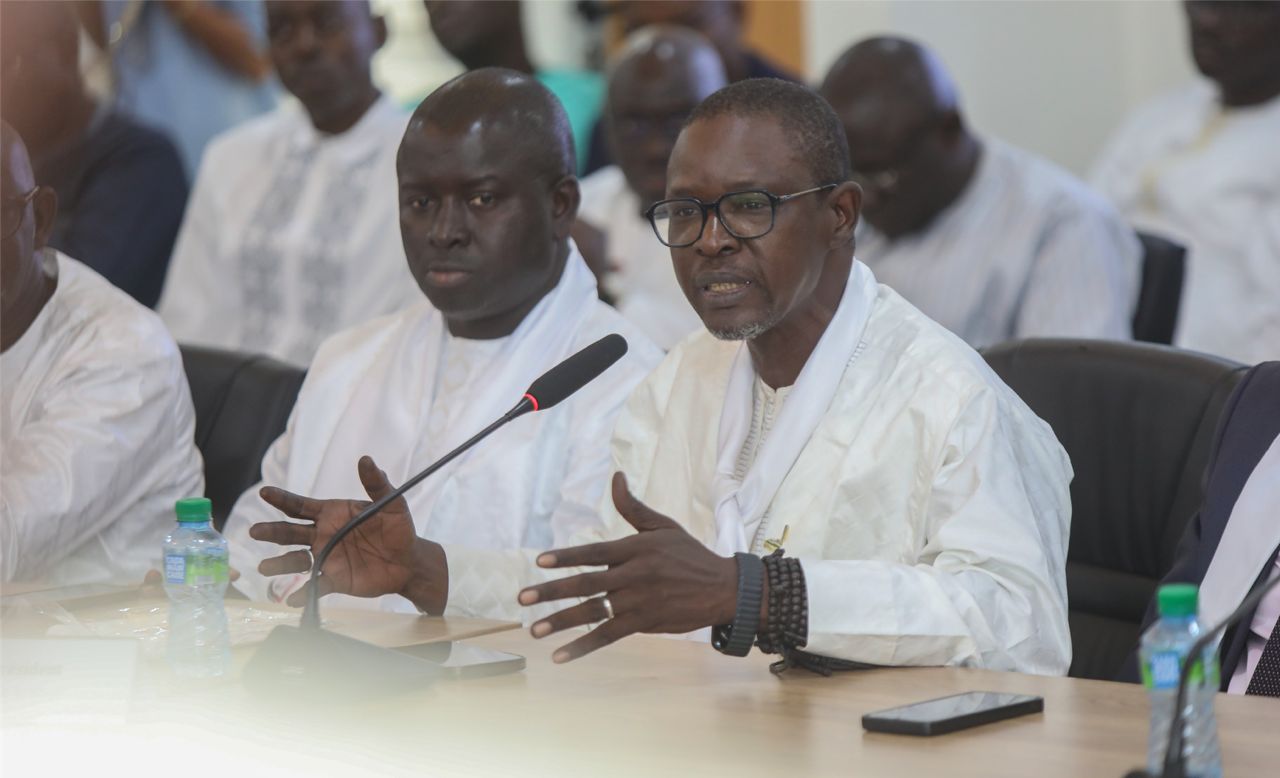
[1132,231,1186,344]
[179,345,307,530]
[982,338,1245,680]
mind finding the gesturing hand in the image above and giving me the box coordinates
[517,472,740,663]
[250,455,431,608]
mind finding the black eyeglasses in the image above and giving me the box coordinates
[644,185,838,248]
[1,188,38,239]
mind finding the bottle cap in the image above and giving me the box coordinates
[175,497,213,523]
[1156,583,1199,618]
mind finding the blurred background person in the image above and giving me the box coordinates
[77,0,279,178]
[0,121,202,587]
[1,0,187,309]
[423,0,603,173]
[577,25,726,350]
[1091,0,1280,365]
[158,0,416,367]
[821,37,1140,350]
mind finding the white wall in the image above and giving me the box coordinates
[805,0,1198,175]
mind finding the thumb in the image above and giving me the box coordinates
[357,455,395,501]
[611,472,678,533]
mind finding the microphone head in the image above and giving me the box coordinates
[523,334,628,412]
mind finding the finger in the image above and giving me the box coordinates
[530,592,629,638]
[249,520,315,547]
[285,575,335,608]
[258,549,314,577]
[142,569,162,587]
[534,535,637,569]
[259,486,324,521]
[230,567,241,582]
[518,569,619,606]
[550,615,641,663]
[611,472,679,533]
[357,455,401,505]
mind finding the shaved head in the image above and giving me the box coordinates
[820,36,979,240]
[407,68,574,184]
[1,121,59,353]
[0,1,90,147]
[606,25,727,205]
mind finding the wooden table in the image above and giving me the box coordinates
[4,614,1277,777]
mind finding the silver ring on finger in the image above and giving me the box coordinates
[600,595,615,621]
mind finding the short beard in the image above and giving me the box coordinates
[707,310,783,342]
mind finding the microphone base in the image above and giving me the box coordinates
[242,624,446,700]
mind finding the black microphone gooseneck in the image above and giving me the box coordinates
[1123,572,1280,778]
[297,333,629,630]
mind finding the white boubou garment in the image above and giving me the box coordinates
[158,96,420,367]
[0,252,204,585]
[600,260,1074,674]
[1090,80,1280,364]
[223,249,662,620]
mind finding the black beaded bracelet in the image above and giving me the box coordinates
[756,548,808,655]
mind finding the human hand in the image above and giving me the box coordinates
[517,472,739,663]
[249,456,437,608]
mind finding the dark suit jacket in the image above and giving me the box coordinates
[1121,361,1280,688]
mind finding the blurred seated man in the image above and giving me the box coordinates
[821,37,1140,350]
[577,26,726,349]
[0,122,203,586]
[583,0,800,174]
[225,70,661,618]
[1091,1,1280,365]
[0,1,187,308]
[1124,361,1280,696]
[158,0,417,366]
[424,0,603,173]
[257,80,1074,675]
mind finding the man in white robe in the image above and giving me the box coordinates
[821,37,1140,350]
[251,80,1073,674]
[225,70,661,619]
[158,1,417,367]
[577,26,726,350]
[1090,1,1280,365]
[1,122,203,586]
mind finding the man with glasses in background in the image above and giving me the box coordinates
[821,37,1139,349]
[0,121,203,586]
[576,25,727,350]
[158,0,416,367]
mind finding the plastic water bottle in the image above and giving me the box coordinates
[1139,583,1222,778]
[163,497,231,678]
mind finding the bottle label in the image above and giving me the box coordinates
[163,553,229,585]
[1141,649,1219,690]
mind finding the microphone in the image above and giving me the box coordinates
[243,334,628,698]
[1123,572,1280,778]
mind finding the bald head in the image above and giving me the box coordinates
[0,1,90,146]
[1,123,36,193]
[408,68,574,183]
[2,121,58,353]
[820,37,979,240]
[606,26,728,205]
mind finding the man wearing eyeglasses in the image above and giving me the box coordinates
[576,25,727,350]
[157,0,418,367]
[820,37,1140,350]
[0,121,203,586]
[514,79,1073,674]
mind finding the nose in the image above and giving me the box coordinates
[427,198,469,249]
[694,209,738,258]
[288,21,322,58]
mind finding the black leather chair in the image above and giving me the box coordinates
[1132,231,1186,345]
[179,345,307,531]
[982,339,1245,680]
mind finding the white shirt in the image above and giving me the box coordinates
[158,96,419,367]
[0,252,204,585]
[223,252,663,619]
[602,263,1074,674]
[860,138,1140,350]
[1091,81,1280,365]
[578,165,703,350]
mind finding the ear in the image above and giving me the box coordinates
[32,185,58,251]
[827,181,860,250]
[549,175,581,240]
[372,14,389,50]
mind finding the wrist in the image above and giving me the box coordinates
[711,553,765,657]
[400,539,448,615]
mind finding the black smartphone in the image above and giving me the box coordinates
[861,691,1044,736]
[391,640,526,679]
